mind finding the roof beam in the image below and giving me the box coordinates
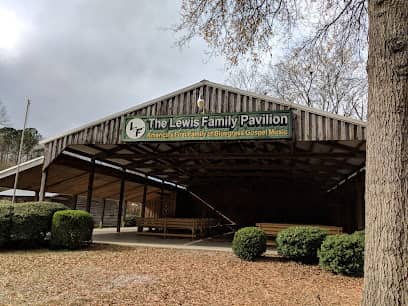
[105,152,364,160]
[54,152,175,190]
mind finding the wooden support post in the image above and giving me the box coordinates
[161,181,167,217]
[72,195,78,210]
[122,200,128,225]
[100,198,106,228]
[138,182,148,232]
[116,169,126,233]
[160,181,168,239]
[39,168,48,201]
[355,174,365,230]
[345,184,354,233]
[34,191,39,201]
[86,159,95,212]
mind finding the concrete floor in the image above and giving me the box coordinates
[93,227,278,255]
[93,227,236,252]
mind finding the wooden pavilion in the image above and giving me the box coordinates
[0,80,366,235]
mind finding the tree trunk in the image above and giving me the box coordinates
[363,1,408,305]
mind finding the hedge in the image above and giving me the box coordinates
[0,202,13,247]
[232,227,267,261]
[8,202,68,248]
[318,231,365,276]
[124,215,137,227]
[0,201,68,248]
[51,210,94,249]
[276,226,328,264]
[352,230,365,239]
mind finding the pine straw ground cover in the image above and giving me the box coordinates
[0,244,362,306]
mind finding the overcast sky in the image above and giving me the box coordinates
[0,0,226,138]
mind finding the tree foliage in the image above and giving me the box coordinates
[0,127,43,170]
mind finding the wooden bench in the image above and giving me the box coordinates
[256,223,343,237]
[135,217,217,239]
[136,218,165,229]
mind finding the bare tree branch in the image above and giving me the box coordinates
[174,0,368,66]
[230,42,367,119]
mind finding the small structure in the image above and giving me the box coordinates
[0,80,365,235]
[0,188,58,202]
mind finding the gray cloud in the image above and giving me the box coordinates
[0,0,225,138]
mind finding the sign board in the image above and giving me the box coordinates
[122,111,292,142]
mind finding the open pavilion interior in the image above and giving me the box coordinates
[0,80,366,236]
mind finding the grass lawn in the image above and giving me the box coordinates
[0,244,362,305]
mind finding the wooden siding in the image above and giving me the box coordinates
[73,196,119,227]
[67,193,176,227]
[145,192,177,218]
[42,81,366,168]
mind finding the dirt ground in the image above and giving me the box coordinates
[0,244,362,306]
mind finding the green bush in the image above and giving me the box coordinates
[318,232,365,276]
[0,203,13,247]
[276,226,328,264]
[9,202,67,248]
[51,210,94,249]
[353,230,365,239]
[232,227,267,261]
[124,215,137,227]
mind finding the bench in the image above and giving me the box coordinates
[135,217,217,239]
[256,223,343,237]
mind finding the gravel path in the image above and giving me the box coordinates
[0,244,362,305]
